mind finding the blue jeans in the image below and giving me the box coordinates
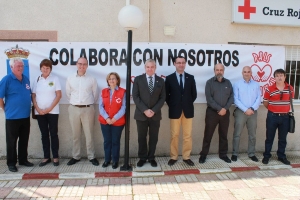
[100,124,124,163]
[263,111,289,159]
[36,114,59,159]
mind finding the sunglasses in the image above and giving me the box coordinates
[280,91,283,100]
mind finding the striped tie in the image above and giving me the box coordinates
[149,76,153,94]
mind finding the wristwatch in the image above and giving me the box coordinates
[250,107,254,111]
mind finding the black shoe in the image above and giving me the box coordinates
[19,161,34,167]
[262,157,269,164]
[149,160,157,167]
[183,159,195,166]
[220,156,231,163]
[8,166,18,172]
[90,158,99,166]
[137,160,146,167]
[102,161,110,168]
[199,156,206,164]
[112,162,119,169]
[39,159,51,167]
[67,158,80,166]
[53,161,59,166]
[249,156,259,162]
[168,159,177,166]
[231,155,237,162]
[278,157,290,165]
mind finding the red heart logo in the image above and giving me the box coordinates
[251,64,272,82]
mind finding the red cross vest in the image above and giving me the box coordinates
[98,87,126,126]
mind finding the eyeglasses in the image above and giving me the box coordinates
[280,91,283,100]
[108,78,117,81]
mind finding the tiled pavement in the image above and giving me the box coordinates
[0,170,300,199]
[0,151,299,199]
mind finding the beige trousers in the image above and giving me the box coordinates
[68,105,95,160]
[170,112,193,160]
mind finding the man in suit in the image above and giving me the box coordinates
[165,56,197,166]
[132,59,166,167]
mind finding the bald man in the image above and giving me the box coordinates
[231,66,261,162]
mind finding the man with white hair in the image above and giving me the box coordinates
[0,58,33,172]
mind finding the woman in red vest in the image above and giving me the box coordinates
[99,72,126,169]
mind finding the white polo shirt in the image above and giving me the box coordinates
[32,74,61,114]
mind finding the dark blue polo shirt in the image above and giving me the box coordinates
[0,73,31,119]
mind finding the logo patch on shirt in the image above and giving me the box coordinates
[116,98,121,103]
[26,84,30,90]
[49,81,54,87]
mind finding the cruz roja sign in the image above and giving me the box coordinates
[232,0,300,27]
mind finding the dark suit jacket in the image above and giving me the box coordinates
[165,72,197,119]
[132,74,166,121]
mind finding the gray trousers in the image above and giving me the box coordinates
[68,105,95,160]
[232,108,257,157]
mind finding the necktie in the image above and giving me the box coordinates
[149,76,153,94]
[179,74,183,94]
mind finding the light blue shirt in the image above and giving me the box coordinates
[146,74,155,86]
[175,71,185,87]
[99,86,126,120]
[233,79,261,112]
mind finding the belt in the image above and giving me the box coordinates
[73,105,90,108]
[269,111,289,116]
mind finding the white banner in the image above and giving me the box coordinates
[0,42,285,103]
[232,0,300,27]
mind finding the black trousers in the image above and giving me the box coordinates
[36,114,59,159]
[6,117,30,166]
[200,107,230,158]
[136,119,160,161]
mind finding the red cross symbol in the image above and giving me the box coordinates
[238,0,256,19]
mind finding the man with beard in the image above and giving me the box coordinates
[199,63,234,163]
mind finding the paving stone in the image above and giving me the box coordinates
[200,180,227,190]
[262,176,291,186]
[235,171,258,179]
[155,182,181,193]
[86,178,109,186]
[252,186,285,199]
[63,179,87,186]
[206,189,237,200]
[6,186,38,198]
[83,185,109,196]
[216,173,239,180]
[182,191,211,200]
[273,169,297,176]
[17,180,43,187]
[196,174,219,181]
[221,179,249,189]
[230,188,261,199]
[108,184,132,195]
[40,180,64,187]
[132,177,154,184]
[174,174,198,182]
[158,193,185,200]
[133,194,159,200]
[255,170,277,177]
[0,180,19,187]
[133,184,157,194]
[178,182,205,192]
[107,195,132,200]
[273,185,300,197]
[109,178,131,185]
[82,197,107,200]
[0,187,13,198]
[242,177,270,187]
[32,186,61,197]
[154,176,177,183]
[57,186,85,197]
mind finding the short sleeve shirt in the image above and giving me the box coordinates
[31,74,61,114]
[263,82,294,113]
[0,73,31,119]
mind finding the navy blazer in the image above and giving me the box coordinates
[165,72,197,119]
[132,74,166,121]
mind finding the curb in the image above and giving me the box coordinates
[1,165,299,180]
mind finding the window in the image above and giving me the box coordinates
[285,46,300,100]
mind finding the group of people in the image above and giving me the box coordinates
[0,56,294,172]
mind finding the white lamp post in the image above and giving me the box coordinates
[118,4,143,171]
